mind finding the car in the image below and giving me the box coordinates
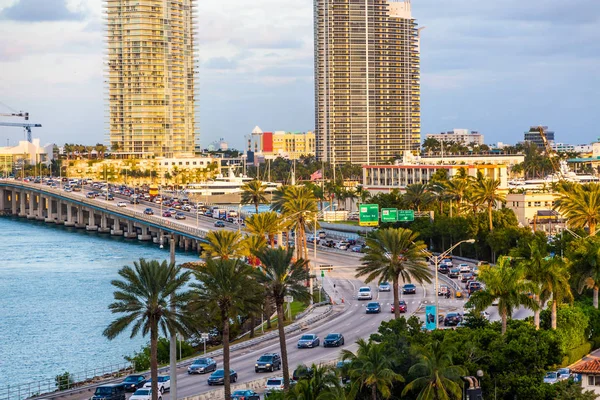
[130,197,140,204]
[437,265,449,274]
[175,212,186,220]
[477,260,490,268]
[460,272,474,283]
[317,230,327,238]
[255,353,282,372]
[358,286,373,300]
[336,359,352,383]
[264,377,285,393]
[448,267,460,278]
[323,333,345,347]
[467,281,482,295]
[378,282,391,292]
[292,365,314,381]
[231,390,260,400]
[438,284,449,296]
[162,211,172,217]
[366,302,381,313]
[117,202,127,207]
[472,266,480,276]
[402,283,417,294]
[444,312,463,327]
[214,220,225,228]
[107,194,114,200]
[143,376,170,393]
[129,389,160,400]
[182,205,192,212]
[391,299,407,313]
[91,384,126,400]
[458,264,471,273]
[207,369,237,385]
[441,258,453,267]
[351,245,363,253]
[557,368,571,381]
[121,375,147,392]
[143,208,154,215]
[188,358,217,374]
[336,241,350,250]
[86,192,95,199]
[480,311,490,320]
[543,371,559,384]
[297,333,320,348]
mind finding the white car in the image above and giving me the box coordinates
[117,201,127,207]
[265,377,285,392]
[336,241,349,250]
[358,286,373,300]
[143,376,170,393]
[130,388,161,400]
[458,264,471,273]
[480,311,490,320]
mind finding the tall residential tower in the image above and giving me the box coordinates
[314,0,421,165]
[105,0,197,158]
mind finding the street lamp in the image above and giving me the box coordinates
[421,238,475,329]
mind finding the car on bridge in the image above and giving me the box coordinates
[391,299,407,313]
[323,333,345,347]
[175,212,186,220]
[143,376,170,393]
[117,202,127,207]
[207,369,237,385]
[366,302,381,314]
[162,211,172,218]
[130,388,160,400]
[231,390,260,400]
[91,384,125,400]
[297,333,320,348]
[121,375,147,392]
[188,357,217,374]
[214,220,225,228]
[402,283,417,294]
[255,353,282,372]
[143,208,154,215]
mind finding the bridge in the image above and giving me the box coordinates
[0,180,209,252]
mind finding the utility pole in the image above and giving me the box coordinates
[169,233,177,400]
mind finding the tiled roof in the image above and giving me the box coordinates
[572,359,600,374]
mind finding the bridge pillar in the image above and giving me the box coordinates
[184,238,190,251]
[124,220,136,238]
[99,213,110,233]
[0,188,4,212]
[86,209,98,231]
[75,206,86,228]
[65,205,75,227]
[18,192,26,217]
[11,191,17,215]
[27,192,36,219]
[45,197,55,223]
[36,195,45,221]
[55,200,64,224]
[111,218,123,236]
[138,225,152,241]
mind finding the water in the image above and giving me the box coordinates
[0,217,200,392]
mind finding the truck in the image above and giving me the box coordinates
[212,208,227,220]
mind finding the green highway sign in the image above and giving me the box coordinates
[359,204,380,227]
[321,270,325,278]
[398,210,415,222]
[381,208,398,223]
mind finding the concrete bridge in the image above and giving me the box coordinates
[0,180,209,252]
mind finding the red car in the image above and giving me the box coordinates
[391,299,407,313]
[162,211,172,217]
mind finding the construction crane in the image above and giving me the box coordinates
[535,125,563,179]
[0,111,41,143]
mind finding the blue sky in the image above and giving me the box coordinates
[0,0,598,149]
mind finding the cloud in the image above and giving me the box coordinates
[0,0,84,22]
[203,57,239,70]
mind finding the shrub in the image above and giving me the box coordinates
[55,371,74,391]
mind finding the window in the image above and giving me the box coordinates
[528,202,531,207]
[588,375,600,386]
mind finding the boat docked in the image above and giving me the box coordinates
[184,166,279,197]
[508,160,600,190]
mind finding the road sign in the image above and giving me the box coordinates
[398,210,415,222]
[321,270,324,278]
[284,295,294,303]
[319,264,333,271]
[200,333,210,340]
[359,204,379,227]
[381,208,398,223]
[425,305,437,331]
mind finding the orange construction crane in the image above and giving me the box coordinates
[535,125,562,178]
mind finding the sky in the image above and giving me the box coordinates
[0,0,599,149]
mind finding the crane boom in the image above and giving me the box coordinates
[0,111,39,142]
[536,126,562,178]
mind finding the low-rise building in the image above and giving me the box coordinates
[425,128,484,146]
[0,138,54,175]
[505,192,563,231]
[247,126,315,161]
[571,358,600,396]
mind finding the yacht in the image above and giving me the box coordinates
[185,166,278,196]
[509,160,600,190]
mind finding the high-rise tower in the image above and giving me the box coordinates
[314,0,421,165]
[105,0,197,158]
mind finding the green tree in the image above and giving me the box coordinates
[342,339,404,400]
[245,211,281,246]
[402,339,465,400]
[569,237,600,308]
[472,178,506,231]
[191,258,260,399]
[281,364,345,400]
[357,228,431,319]
[201,230,245,260]
[103,259,193,400]
[241,179,269,214]
[255,247,310,389]
[555,183,600,236]
[404,183,433,212]
[468,257,537,334]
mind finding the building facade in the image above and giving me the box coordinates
[523,126,555,148]
[0,139,54,176]
[106,0,197,158]
[505,192,563,231]
[314,0,420,165]
[426,129,484,146]
[247,126,316,160]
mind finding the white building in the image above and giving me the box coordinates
[426,129,484,146]
[0,138,54,169]
[571,359,600,396]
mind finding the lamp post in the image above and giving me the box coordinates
[420,239,475,329]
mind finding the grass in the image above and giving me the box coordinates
[290,301,308,319]
[319,220,359,226]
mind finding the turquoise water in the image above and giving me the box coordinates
[0,217,199,392]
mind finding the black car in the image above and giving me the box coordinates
[121,375,146,392]
[323,333,345,347]
[444,312,463,326]
[143,208,154,215]
[366,302,381,314]
[448,268,460,278]
[91,384,126,400]
[402,284,417,294]
[231,390,260,400]
[214,220,225,227]
[207,369,237,385]
[293,365,314,381]
[437,265,449,274]
[255,353,281,372]
[188,358,217,374]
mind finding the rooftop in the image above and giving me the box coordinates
[571,359,600,374]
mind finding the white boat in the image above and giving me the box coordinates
[509,160,600,190]
[184,166,278,196]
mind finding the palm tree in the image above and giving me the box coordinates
[241,179,269,214]
[201,230,244,260]
[245,211,281,246]
[445,178,470,216]
[402,340,465,400]
[472,178,505,231]
[357,228,431,319]
[276,185,319,261]
[569,237,600,308]
[342,339,404,400]
[277,364,344,400]
[403,183,433,212]
[555,183,600,236]
[468,257,538,334]
[191,258,260,399]
[103,259,193,400]
[255,247,310,390]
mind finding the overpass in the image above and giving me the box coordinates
[0,180,209,252]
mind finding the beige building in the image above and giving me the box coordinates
[105,0,197,158]
[571,359,600,395]
[505,192,563,231]
[314,0,421,165]
[247,127,316,160]
[426,129,484,146]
